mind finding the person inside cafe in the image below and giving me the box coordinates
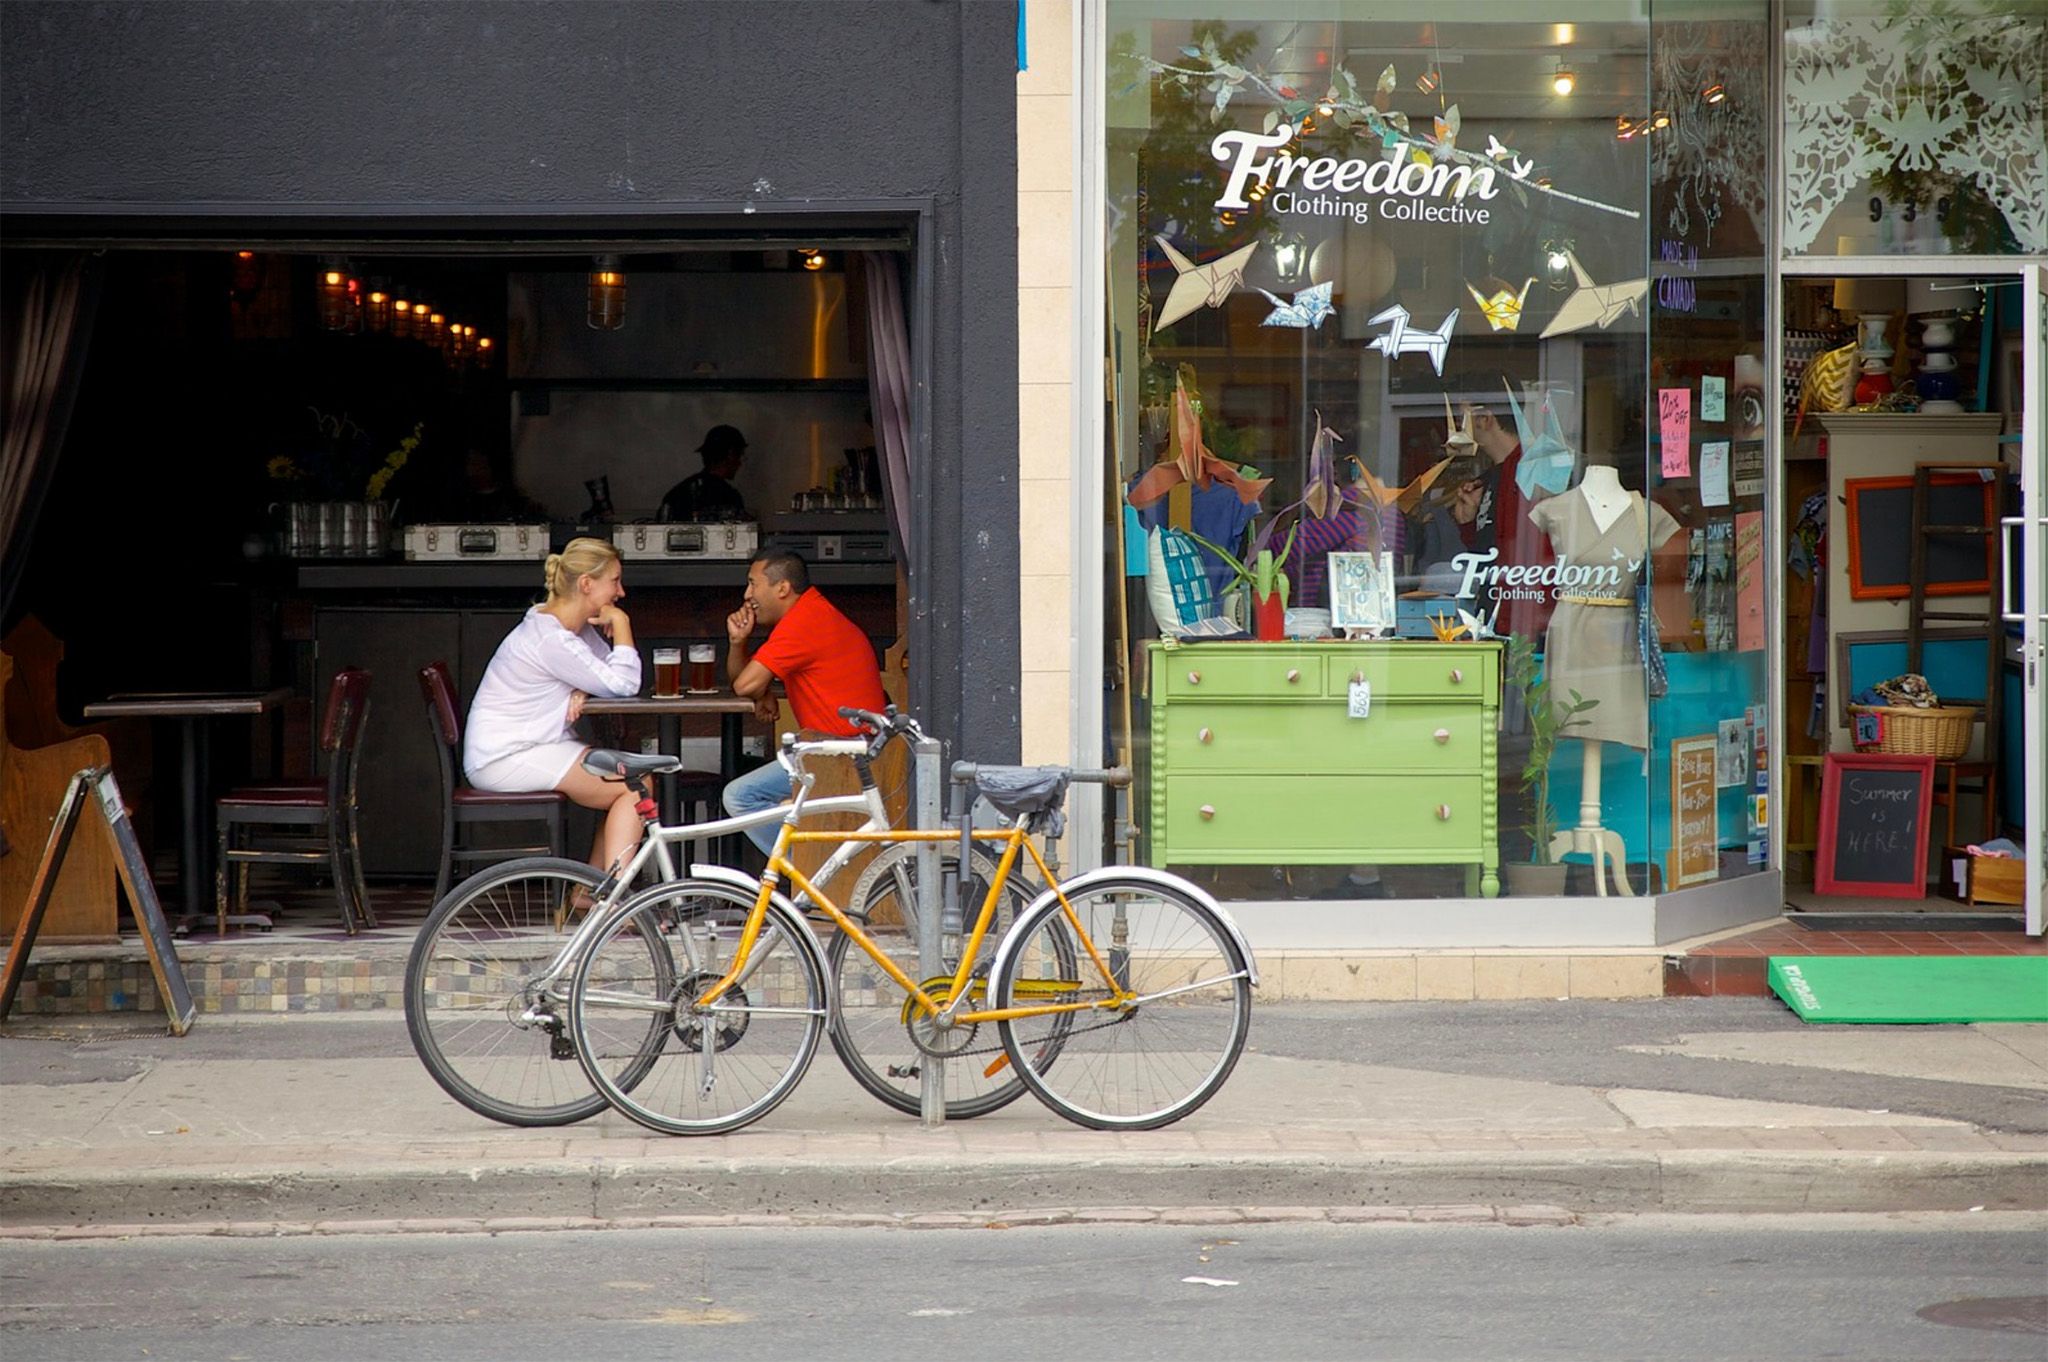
[722,548,887,855]
[658,423,750,522]
[1410,455,1491,597]
[464,536,645,874]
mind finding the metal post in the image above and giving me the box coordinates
[913,734,946,1127]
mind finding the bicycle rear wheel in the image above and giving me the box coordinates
[993,874,1252,1131]
[404,858,625,1127]
[826,844,1069,1120]
[568,879,827,1136]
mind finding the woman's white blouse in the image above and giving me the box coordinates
[463,608,641,778]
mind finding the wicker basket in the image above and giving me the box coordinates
[1848,704,1977,758]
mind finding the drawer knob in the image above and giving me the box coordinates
[1187,670,1202,686]
[1437,804,1453,821]
[1285,668,1301,684]
[1434,728,1451,745]
[1197,726,1213,744]
[1448,668,1465,685]
[1198,804,1216,821]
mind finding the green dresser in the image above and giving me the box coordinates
[1146,640,1503,897]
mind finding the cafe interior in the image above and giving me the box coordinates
[2,243,912,943]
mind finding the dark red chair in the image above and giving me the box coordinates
[216,668,374,936]
[418,661,566,902]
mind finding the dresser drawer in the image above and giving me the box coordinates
[1328,648,1495,700]
[1161,702,1485,773]
[1162,775,1487,857]
[1161,650,1325,699]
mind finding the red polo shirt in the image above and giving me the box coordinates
[751,588,887,736]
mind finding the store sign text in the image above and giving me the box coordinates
[1212,126,1500,220]
[1450,549,1623,603]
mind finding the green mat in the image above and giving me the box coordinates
[1768,955,2048,1024]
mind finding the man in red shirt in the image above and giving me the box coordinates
[722,549,887,853]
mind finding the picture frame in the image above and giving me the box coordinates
[1814,753,1936,898]
[1327,550,1397,636]
[1842,473,1994,600]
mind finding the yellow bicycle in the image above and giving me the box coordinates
[564,710,1258,1134]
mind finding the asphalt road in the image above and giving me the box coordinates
[5,997,2043,1132]
[3,1216,2043,1361]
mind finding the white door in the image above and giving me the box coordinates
[2015,265,2046,936]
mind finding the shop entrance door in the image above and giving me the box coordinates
[2013,264,2047,937]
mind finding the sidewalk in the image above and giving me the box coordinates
[4,1004,2044,1232]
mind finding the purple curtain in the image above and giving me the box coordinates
[859,252,914,560]
[2,255,101,620]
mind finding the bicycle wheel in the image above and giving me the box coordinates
[826,843,1070,1120]
[568,878,828,1136]
[993,874,1252,1131]
[405,857,644,1127]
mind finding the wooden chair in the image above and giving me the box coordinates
[0,651,118,942]
[3,613,153,839]
[417,661,567,902]
[778,640,911,923]
[215,668,374,936]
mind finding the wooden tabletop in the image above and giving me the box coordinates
[83,688,294,719]
[580,693,757,715]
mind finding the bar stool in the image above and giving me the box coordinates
[216,668,374,936]
[417,662,567,902]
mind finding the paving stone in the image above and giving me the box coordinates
[1497,1205,1576,1227]
[1326,1206,1415,1224]
[1153,1208,1248,1226]
[1409,1204,1495,1223]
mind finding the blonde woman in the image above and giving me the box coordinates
[464,537,644,871]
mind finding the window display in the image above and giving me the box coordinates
[1104,4,1771,902]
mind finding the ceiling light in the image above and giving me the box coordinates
[1651,110,1671,130]
[1551,60,1576,97]
[1415,68,1439,94]
[1702,83,1727,105]
[587,254,626,330]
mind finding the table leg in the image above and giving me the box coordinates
[657,713,683,828]
[178,718,205,925]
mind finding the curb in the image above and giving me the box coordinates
[5,1149,2042,1229]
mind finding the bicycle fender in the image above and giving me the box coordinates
[987,866,1260,990]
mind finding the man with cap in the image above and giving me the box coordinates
[659,424,750,521]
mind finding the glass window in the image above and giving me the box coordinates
[1782,0,2047,258]
[1103,3,1770,902]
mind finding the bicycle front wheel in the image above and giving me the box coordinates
[568,879,827,1136]
[826,843,1068,1120]
[993,875,1252,1131]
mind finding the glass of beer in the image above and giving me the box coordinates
[653,648,682,697]
[687,643,717,693]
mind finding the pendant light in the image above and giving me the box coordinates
[588,254,626,330]
[317,258,354,331]
[392,296,414,340]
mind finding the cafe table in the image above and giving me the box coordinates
[578,692,756,864]
[81,688,293,930]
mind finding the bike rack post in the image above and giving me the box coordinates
[913,732,947,1128]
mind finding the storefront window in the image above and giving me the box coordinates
[1782,0,2047,258]
[1104,3,1770,902]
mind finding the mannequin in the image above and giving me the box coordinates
[1528,464,1681,897]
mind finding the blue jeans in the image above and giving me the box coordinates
[723,760,793,856]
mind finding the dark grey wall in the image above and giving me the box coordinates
[1,0,1022,760]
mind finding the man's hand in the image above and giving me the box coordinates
[567,690,588,724]
[751,693,778,723]
[726,602,757,644]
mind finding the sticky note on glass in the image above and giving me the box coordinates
[1700,440,1731,507]
[1658,388,1692,478]
[1701,375,1726,423]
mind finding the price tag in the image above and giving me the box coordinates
[1347,678,1371,719]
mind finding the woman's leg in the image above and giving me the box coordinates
[555,759,646,871]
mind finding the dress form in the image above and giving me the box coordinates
[1541,469,1638,898]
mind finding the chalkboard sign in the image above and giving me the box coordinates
[0,767,194,1034]
[1814,753,1936,898]
[1668,736,1719,887]
[1843,473,1994,601]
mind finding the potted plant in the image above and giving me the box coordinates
[1190,522,1297,640]
[1503,633,1599,896]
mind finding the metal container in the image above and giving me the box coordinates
[403,523,550,561]
[278,502,319,558]
[315,502,345,558]
[611,520,759,560]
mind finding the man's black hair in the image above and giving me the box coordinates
[751,547,810,594]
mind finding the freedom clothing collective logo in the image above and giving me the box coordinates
[1211,125,1501,225]
[1448,549,1624,604]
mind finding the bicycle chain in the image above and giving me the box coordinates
[905,991,1131,1060]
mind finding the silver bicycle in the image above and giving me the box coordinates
[404,709,1041,1126]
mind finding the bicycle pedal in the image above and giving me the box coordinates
[886,1063,922,1080]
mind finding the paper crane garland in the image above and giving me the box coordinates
[1257,281,1336,330]
[1538,251,1649,339]
[1364,303,1459,375]
[1465,277,1537,332]
[1503,381,1578,499]
[1154,236,1258,332]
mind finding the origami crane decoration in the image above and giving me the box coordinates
[1465,277,1537,332]
[1126,367,1272,510]
[1154,236,1258,331]
[1504,380,1578,499]
[1483,133,1534,181]
[1257,281,1336,330]
[1457,601,1501,640]
[1427,611,1469,643]
[1538,251,1649,339]
[1364,304,1459,375]
[1442,395,1479,458]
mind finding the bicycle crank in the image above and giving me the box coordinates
[672,972,749,1053]
[900,978,984,1059]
